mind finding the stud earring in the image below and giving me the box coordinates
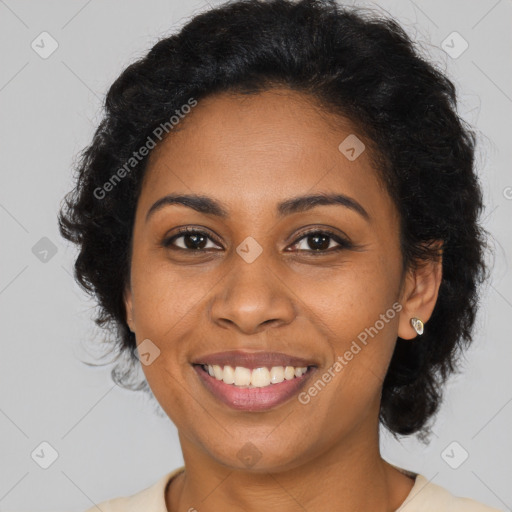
[410,317,424,336]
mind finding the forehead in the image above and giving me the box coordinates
[139,88,392,222]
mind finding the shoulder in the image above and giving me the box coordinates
[82,466,185,512]
[397,474,503,512]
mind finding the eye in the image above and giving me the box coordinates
[162,227,222,251]
[287,229,353,254]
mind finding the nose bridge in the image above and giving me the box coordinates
[210,242,296,333]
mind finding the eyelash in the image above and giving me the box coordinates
[162,226,354,255]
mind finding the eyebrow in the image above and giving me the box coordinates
[145,192,370,222]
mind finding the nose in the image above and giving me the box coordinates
[209,250,296,335]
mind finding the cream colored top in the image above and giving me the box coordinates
[83,466,502,511]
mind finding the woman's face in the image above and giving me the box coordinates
[124,88,427,471]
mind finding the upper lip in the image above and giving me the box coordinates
[192,350,317,370]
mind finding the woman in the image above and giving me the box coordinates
[59,0,500,510]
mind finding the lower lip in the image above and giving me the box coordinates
[193,365,315,411]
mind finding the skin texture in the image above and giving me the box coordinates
[124,88,442,512]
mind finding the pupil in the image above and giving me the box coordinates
[309,234,329,251]
[185,233,207,249]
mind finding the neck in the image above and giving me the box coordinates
[166,422,415,512]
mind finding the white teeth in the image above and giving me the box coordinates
[204,364,309,388]
[234,366,251,386]
[270,366,285,384]
[222,365,235,384]
[284,366,296,380]
[251,367,270,387]
[213,364,223,380]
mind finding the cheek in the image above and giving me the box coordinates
[129,252,208,334]
[292,254,401,392]
[295,254,400,337]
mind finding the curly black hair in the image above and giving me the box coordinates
[58,0,489,438]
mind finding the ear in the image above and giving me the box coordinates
[398,242,443,340]
[124,286,135,333]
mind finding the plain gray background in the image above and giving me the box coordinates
[0,0,511,510]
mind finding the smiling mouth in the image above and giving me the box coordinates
[196,363,313,388]
[193,362,317,411]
